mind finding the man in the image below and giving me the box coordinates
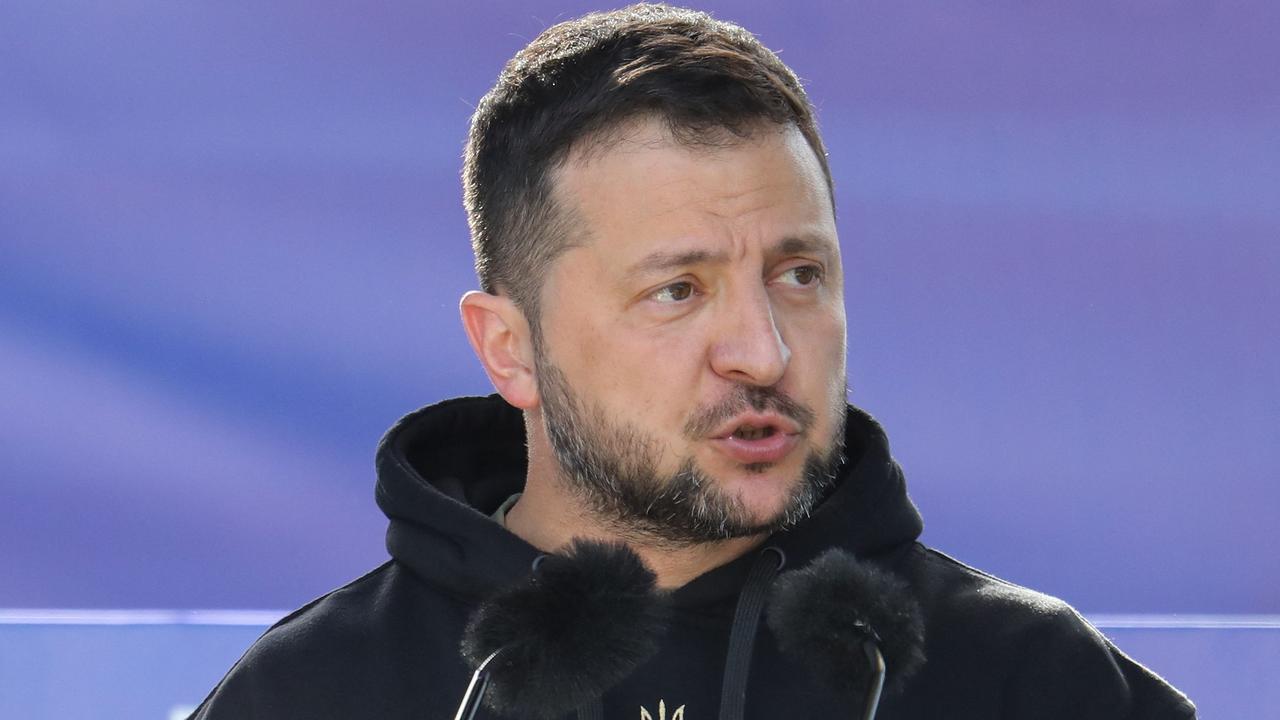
[191,5,1195,719]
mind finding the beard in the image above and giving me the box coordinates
[534,349,846,549]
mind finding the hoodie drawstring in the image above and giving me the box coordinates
[718,546,786,720]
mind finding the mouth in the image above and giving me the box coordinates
[710,411,802,440]
[731,424,781,441]
[709,414,802,465]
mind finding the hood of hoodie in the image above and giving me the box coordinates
[191,394,1195,720]
[375,394,923,605]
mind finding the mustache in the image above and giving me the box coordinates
[683,385,817,439]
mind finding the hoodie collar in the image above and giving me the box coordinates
[375,395,923,603]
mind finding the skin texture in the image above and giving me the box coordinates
[534,356,843,549]
[460,118,848,587]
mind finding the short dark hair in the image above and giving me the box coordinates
[462,3,831,326]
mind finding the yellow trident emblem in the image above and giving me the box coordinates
[640,700,686,720]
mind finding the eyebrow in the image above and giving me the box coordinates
[775,234,832,256]
[625,249,729,278]
[624,233,835,279]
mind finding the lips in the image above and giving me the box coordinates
[707,412,803,465]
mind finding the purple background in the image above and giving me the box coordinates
[2,1,1277,614]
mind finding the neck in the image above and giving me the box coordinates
[506,440,765,589]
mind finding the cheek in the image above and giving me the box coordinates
[570,320,610,370]
[785,302,845,365]
[783,306,847,424]
[606,328,716,427]
[564,316,703,407]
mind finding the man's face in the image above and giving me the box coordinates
[533,119,848,547]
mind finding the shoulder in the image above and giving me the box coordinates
[896,544,1196,719]
[188,561,474,720]
[904,544,1082,636]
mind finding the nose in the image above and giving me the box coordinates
[708,284,791,387]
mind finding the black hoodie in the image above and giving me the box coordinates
[189,395,1196,719]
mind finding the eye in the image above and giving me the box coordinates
[776,264,823,287]
[650,281,697,303]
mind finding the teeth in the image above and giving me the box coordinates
[735,426,770,440]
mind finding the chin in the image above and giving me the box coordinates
[718,464,808,525]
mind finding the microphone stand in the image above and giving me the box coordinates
[859,640,886,720]
[453,650,500,720]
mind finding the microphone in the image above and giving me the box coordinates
[766,549,926,720]
[456,539,669,720]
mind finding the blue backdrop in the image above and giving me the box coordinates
[2,1,1277,618]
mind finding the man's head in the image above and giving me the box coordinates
[460,4,848,548]
[463,3,832,326]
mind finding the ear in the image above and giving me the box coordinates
[459,291,539,410]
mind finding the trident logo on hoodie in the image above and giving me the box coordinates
[640,699,686,720]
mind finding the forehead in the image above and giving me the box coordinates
[551,118,836,263]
